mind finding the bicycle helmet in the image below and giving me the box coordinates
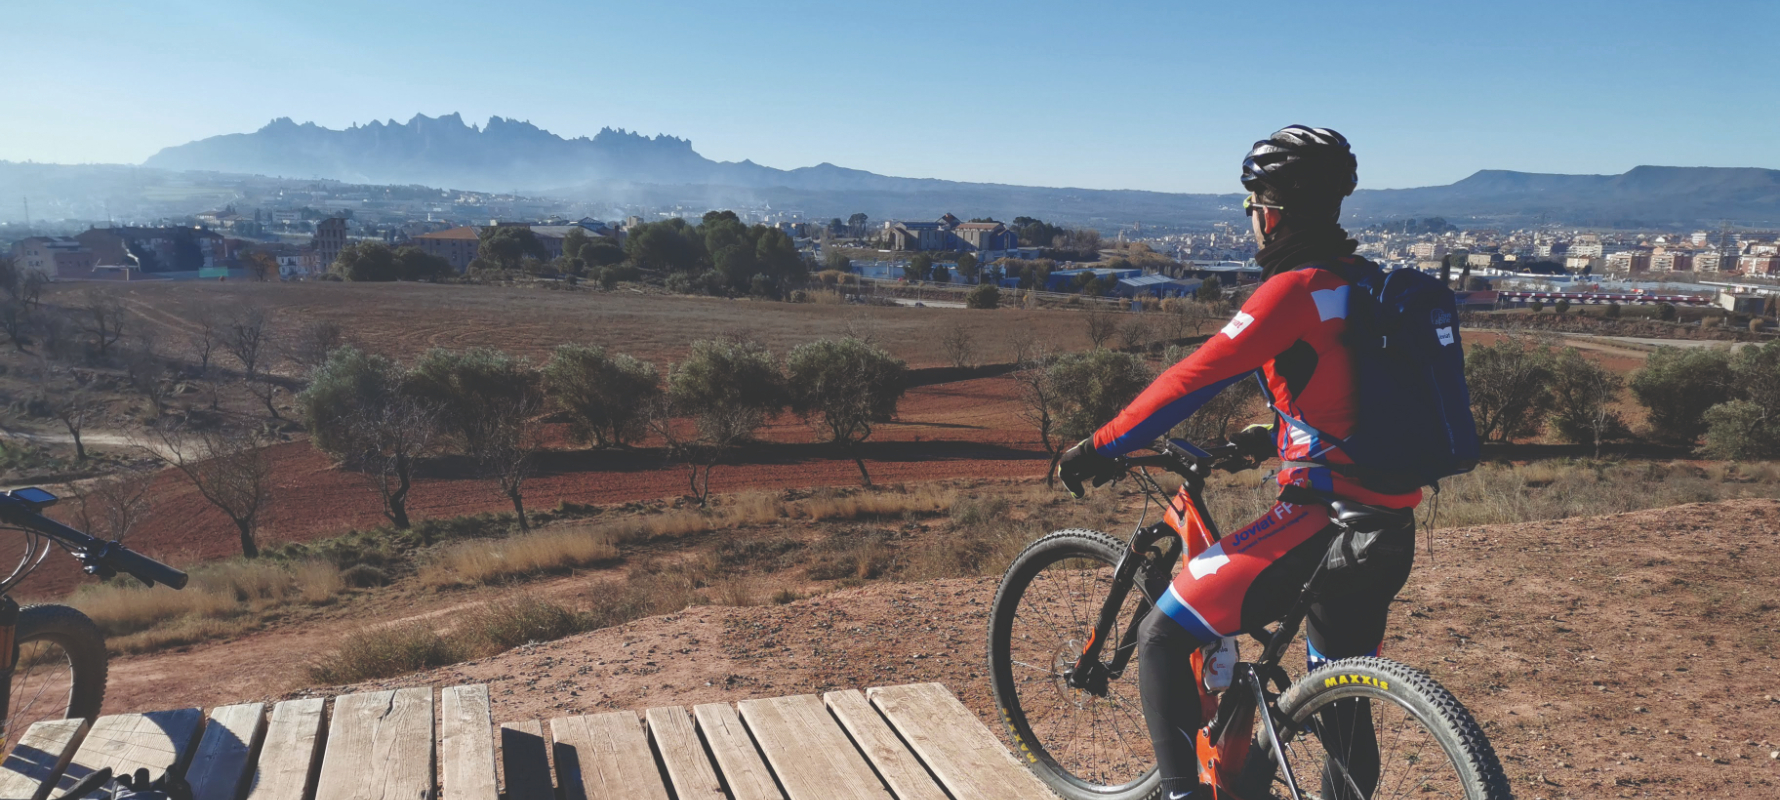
[1241,125,1358,200]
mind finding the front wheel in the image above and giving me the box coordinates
[1251,657,1512,800]
[4,604,109,745]
[988,529,1160,800]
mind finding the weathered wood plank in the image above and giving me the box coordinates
[0,718,88,800]
[644,707,724,800]
[59,709,205,797]
[549,713,669,800]
[497,721,552,800]
[691,704,782,800]
[736,695,888,800]
[187,703,266,800]
[314,687,435,800]
[243,698,324,800]
[439,686,496,800]
[823,691,948,800]
[868,683,1056,800]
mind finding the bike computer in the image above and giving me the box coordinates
[7,487,59,509]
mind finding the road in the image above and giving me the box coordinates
[888,298,967,309]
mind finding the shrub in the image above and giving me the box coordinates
[1530,300,1544,312]
[1554,299,1571,314]
[1465,337,1554,442]
[1630,346,1732,442]
[340,564,389,588]
[966,283,1000,309]
[1658,303,1677,321]
[1047,350,1154,442]
[420,526,621,587]
[1604,303,1621,319]
[464,596,592,650]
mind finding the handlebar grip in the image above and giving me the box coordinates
[98,543,189,590]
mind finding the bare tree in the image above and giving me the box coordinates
[243,251,278,282]
[145,422,275,558]
[346,395,438,530]
[1083,302,1118,349]
[1013,343,1065,485]
[225,308,281,418]
[1004,330,1037,367]
[49,375,99,461]
[80,290,127,356]
[66,476,150,543]
[189,304,223,377]
[1118,314,1152,352]
[939,320,975,369]
[20,272,45,310]
[0,299,32,352]
[122,339,172,418]
[287,320,349,374]
[471,395,543,531]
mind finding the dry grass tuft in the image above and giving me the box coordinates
[307,623,470,684]
[421,527,621,588]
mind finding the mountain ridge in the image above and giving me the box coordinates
[99,115,1780,227]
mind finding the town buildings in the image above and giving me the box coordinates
[75,226,226,272]
[887,214,1019,253]
[413,226,482,271]
[9,236,97,279]
[312,217,348,269]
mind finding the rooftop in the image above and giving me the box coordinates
[414,226,481,240]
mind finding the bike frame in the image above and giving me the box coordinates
[1061,444,1345,800]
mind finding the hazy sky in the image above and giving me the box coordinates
[3,0,1774,193]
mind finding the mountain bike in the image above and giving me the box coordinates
[988,439,1511,800]
[0,487,188,747]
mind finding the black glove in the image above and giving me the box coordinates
[1229,423,1277,459]
[113,768,192,800]
[1056,439,1121,499]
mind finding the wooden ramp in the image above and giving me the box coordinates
[0,682,1057,800]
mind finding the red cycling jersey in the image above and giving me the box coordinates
[1091,260,1422,509]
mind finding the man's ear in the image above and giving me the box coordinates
[1264,207,1283,236]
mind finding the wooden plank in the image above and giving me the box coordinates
[868,683,1056,800]
[548,712,669,800]
[691,704,782,800]
[0,718,88,800]
[59,708,205,797]
[823,692,948,800]
[439,686,497,800]
[243,698,324,800]
[644,707,724,800]
[187,703,267,800]
[314,687,435,800]
[735,695,889,800]
[497,721,553,800]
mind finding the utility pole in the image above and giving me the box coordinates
[22,197,29,231]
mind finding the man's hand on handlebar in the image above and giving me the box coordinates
[1057,438,1122,499]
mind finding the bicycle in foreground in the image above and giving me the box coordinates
[0,487,188,750]
[988,439,1511,800]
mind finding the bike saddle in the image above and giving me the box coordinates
[1327,499,1412,531]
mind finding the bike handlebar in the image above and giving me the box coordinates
[0,494,189,590]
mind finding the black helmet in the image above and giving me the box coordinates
[1241,125,1358,200]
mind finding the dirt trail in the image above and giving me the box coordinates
[99,499,1780,798]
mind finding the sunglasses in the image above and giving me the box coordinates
[1243,195,1286,216]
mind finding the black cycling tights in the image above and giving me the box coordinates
[1137,522,1413,800]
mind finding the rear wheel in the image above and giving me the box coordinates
[4,605,108,745]
[988,530,1160,800]
[1250,657,1511,800]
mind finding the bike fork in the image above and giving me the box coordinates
[1246,664,1304,800]
[1065,525,1175,694]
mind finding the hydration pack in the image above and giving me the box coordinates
[1271,258,1480,494]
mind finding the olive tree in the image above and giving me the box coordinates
[1629,346,1732,443]
[1465,337,1554,442]
[1547,348,1624,457]
[1161,344,1264,445]
[656,337,785,505]
[403,347,542,525]
[786,337,907,485]
[146,422,275,558]
[296,346,437,529]
[541,344,660,448]
[1048,349,1154,445]
[1702,341,1780,459]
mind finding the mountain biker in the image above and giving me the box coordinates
[1056,125,1419,800]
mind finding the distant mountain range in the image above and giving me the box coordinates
[27,114,1780,228]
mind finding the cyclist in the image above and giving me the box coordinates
[1057,125,1419,800]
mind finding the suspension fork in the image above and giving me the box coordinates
[1064,523,1179,694]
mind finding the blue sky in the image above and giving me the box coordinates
[3,0,1774,192]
